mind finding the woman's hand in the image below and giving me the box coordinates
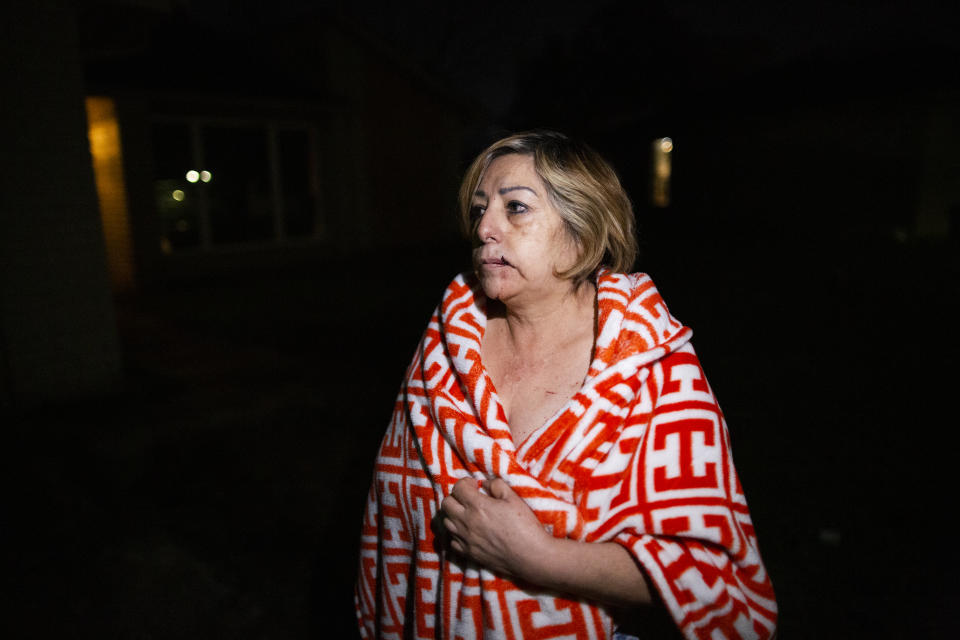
[440,476,550,579]
[440,475,654,607]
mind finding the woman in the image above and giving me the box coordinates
[355,131,777,639]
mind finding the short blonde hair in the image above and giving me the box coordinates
[458,130,638,282]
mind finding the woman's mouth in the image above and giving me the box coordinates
[481,256,511,267]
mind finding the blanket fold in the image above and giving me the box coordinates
[356,271,777,639]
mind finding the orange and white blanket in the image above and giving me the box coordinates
[355,271,777,639]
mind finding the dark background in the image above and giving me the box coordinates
[2,0,958,638]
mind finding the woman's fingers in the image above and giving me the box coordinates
[441,499,467,554]
[440,495,462,533]
[437,475,551,579]
[443,478,483,557]
[443,476,526,552]
[441,482,474,543]
[450,476,480,503]
[442,515,459,533]
[484,477,514,501]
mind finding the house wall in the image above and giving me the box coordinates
[321,26,466,248]
[621,91,960,267]
[0,0,122,402]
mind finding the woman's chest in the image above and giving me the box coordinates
[504,378,581,444]
[486,345,591,446]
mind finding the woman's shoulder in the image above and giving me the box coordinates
[596,269,663,306]
[595,269,689,357]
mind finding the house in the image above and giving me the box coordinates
[0,0,479,402]
[82,3,477,289]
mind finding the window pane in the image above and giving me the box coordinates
[152,122,200,251]
[278,129,319,238]
[203,125,274,244]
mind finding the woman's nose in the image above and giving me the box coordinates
[476,206,502,243]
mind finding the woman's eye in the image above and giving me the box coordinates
[506,201,528,214]
[469,205,486,222]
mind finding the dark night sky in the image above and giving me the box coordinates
[174,0,960,118]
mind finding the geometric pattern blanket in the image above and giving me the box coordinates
[355,270,777,639]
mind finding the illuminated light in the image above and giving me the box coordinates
[172,189,185,201]
[650,137,673,208]
[85,96,135,291]
[186,170,200,183]
[200,170,212,182]
[176,219,190,232]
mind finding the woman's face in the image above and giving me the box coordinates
[471,154,580,307]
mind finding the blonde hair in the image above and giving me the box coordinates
[458,130,638,282]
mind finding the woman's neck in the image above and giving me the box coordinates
[491,280,597,359]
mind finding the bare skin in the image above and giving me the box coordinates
[441,154,654,608]
[482,291,595,446]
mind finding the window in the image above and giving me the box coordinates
[651,136,673,208]
[151,118,322,253]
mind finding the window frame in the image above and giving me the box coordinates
[150,115,324,253]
